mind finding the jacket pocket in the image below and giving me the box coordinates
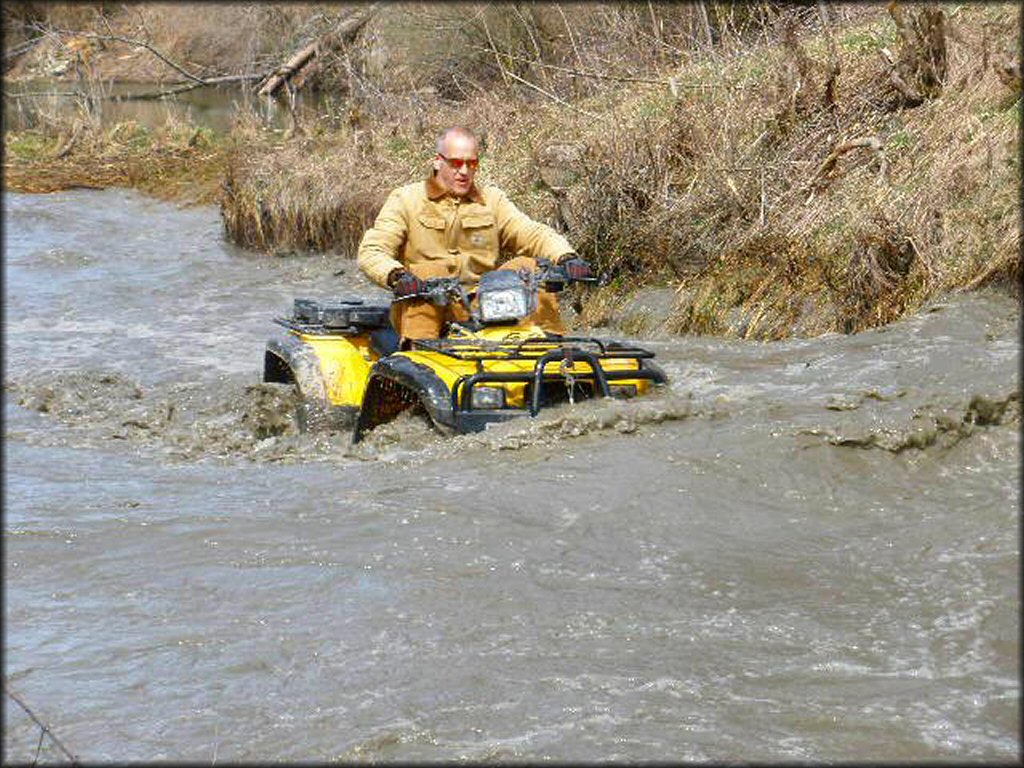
[461,213,495,229]
[416,214,446,230]
[461,212,496,259]
[413,213,450,259]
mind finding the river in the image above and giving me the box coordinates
[3,189,1019,762]
[3,80,325,134]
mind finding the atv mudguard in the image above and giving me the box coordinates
[264,332,361,431]
[353,355,456,442]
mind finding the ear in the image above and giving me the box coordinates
[432,155,442,173]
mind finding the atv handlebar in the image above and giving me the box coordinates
[393,277,469,307]
[535,259,600,292]
[394,260,599,306]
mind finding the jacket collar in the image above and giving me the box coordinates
[425,173,484,204]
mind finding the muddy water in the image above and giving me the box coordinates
[3,189,1019,762]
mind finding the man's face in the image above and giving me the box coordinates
[433,133,479,197]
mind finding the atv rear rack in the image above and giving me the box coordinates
[274,297,392,336]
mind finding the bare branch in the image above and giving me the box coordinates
[77,32,207,84]
[479,11,511,89]
[4,35,45,62]
[117,74,266,101]
[24,24,275,100]
[502,70,600,118]
[5,74,266,104]
[466,45,747,89]
[556,4,585,72]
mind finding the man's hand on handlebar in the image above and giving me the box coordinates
[388,270,467,308]
[389,270,427,298]
[559,255,594,282]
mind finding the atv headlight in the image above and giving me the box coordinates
[479,286,529,323]
[471,386,506,410]
[477,270,534,323]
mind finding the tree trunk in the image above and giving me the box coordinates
[887,1,947,104]
[257,4,380,97]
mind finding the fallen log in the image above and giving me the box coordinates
[257,41,320,98]
[256,4,380,97]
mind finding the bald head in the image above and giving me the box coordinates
[432,126,479,197]
[435,126,477,156]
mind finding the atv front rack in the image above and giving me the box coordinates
[410,336,667,418]
[410,334,653,362]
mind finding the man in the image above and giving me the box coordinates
[357,126,592,342]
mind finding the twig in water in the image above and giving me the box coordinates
[34,728,46,765]
[4,680,80,765]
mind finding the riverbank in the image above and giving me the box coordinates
[4,119,227,203]
[3,2,1019,338]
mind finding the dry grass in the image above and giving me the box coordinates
[554,1,1021,337]
[221,130,387,255]
[211,2,1023,336]
[4,116,227,204]
[219,106,421,254]
[219,90,563,255]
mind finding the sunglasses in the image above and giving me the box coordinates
[439,154,479,171]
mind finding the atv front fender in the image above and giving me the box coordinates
[353,356,454,442]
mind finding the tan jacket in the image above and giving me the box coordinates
[357,174,575,287]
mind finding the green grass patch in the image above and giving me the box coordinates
[108,121,152,148]
[4,131,56,161]
[839,23,896,54]
[887,129,913,150]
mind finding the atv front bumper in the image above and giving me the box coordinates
[355,335,668,441]
[449,345,666,429]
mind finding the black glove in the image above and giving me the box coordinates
[560,255,593,282]
[389,270,427,298]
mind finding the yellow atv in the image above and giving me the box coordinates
[263,261,667,442]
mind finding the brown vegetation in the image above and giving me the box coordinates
[3,2,1020,338]
[3,2,342,82]
[4,114,226,203]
